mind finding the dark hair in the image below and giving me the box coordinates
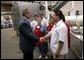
[53,9,65,22]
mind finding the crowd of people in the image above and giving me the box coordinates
[18,8,71,59]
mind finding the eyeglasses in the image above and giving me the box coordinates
[25,12,28,13]
[25,12,31,14]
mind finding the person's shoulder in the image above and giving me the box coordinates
[18,18,26,25]
[59,23,67,31]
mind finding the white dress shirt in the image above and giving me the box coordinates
[49,20,68,55]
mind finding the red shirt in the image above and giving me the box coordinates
[47,23,54,31]
[65,23,71,49]
[34,25,44,46]
[34,25,43,38]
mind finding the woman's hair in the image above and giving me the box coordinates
[53,9,65,22]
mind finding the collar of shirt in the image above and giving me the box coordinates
[23,17,32,22]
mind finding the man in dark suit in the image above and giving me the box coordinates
[18,8,39,59]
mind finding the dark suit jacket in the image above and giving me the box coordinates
[18,17,39,53]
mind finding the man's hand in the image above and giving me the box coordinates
[39,37,45,45]
[55,51,60,58]
[55,41,63,58]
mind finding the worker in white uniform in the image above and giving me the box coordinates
[39,14,49,27]
[40,9,68,59]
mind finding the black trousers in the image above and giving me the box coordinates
[23,51,33,59]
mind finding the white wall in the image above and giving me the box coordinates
[60,1,83,16]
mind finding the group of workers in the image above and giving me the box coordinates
[18,8,71,59]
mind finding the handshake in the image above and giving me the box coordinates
[37,37,46,46]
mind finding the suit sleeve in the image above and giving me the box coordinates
[19,22,39,43]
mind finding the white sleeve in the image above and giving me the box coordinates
[45,25,55,38]
[44,29,52,38]
[58,27,67,42]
